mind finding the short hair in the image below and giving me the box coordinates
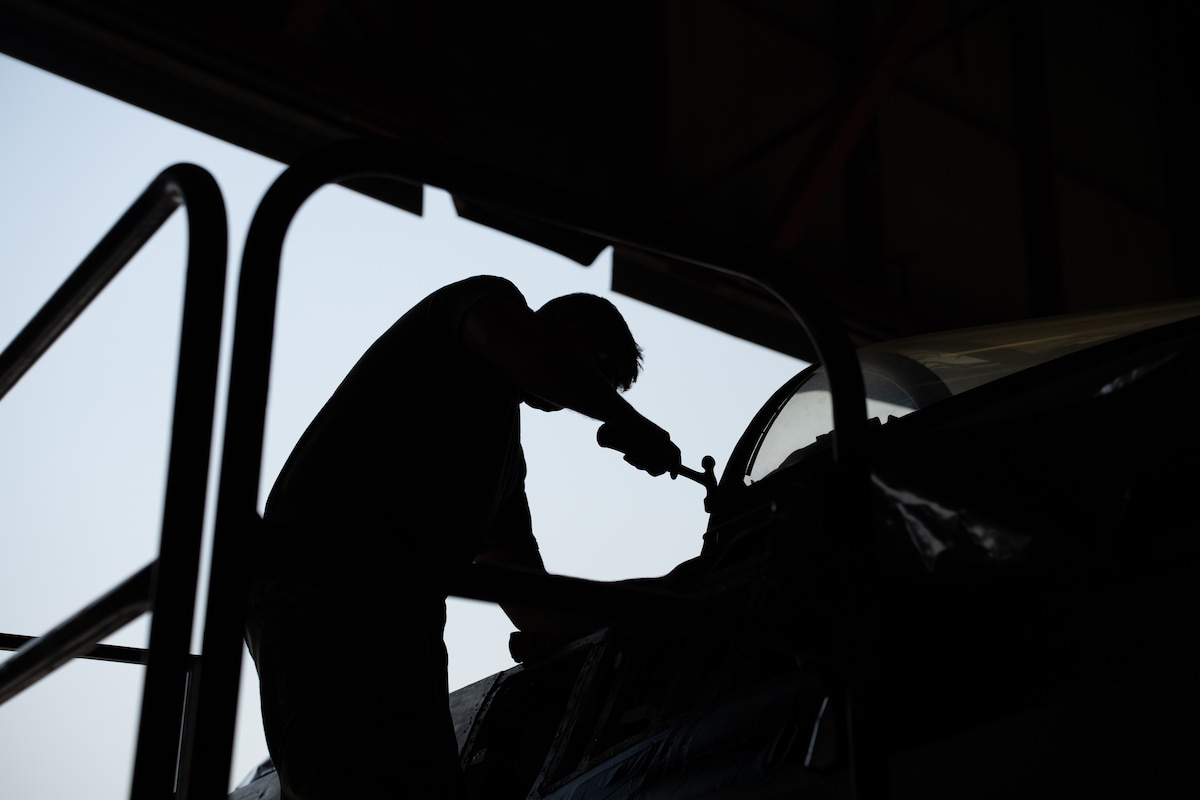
[536,294,643,391]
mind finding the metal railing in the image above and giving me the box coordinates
[0,564,154,703]
[0,164,228,800]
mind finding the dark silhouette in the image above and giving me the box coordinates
[245,275,681,800]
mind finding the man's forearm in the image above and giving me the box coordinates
[473,548,597,634]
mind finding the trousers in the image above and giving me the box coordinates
[246,577,467,800]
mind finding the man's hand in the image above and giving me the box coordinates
[596,418,681,477]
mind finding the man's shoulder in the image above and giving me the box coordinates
[436,275,524,303]
[358,276,527,365]
[428,275,527,327]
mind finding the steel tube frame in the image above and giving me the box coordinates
[0,164,227,800]
[128,165,228,800]
[0,168,190,396]
[0,563,153,704]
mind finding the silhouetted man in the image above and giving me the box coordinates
[246,275,680,800]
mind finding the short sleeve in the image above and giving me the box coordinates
[483,487,538,557]
[431,275,527,342]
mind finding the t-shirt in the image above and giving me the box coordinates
[262,275,536,579]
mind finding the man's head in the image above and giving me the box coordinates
[536,293,643,391]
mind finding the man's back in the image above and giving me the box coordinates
[264,275,530,572]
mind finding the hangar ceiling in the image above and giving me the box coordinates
[2,0,1197,359]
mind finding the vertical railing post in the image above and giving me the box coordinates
[128,165,228,800]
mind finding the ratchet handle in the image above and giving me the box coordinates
[673,456,718,494]
[598,424,718,511]
[678,455,719,513]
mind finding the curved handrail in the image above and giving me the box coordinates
[181,138,868,798]
[128,165,228,800]
[0,164,228,800]
[0,167,210,396]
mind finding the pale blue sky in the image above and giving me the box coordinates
[0,53,801,798]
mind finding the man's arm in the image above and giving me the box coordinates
[475,491,599,635]
[461,293,680,475]
[473,546,599,634]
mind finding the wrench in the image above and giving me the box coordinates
[672,455,718,512]
[596,424,719,511]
